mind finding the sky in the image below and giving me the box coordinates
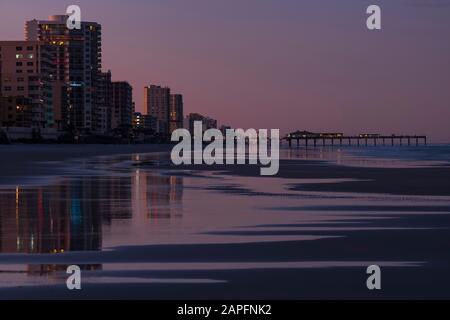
[1,0,450,141]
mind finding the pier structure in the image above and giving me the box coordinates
[283,131,427,148]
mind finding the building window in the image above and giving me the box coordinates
[17,77,24,82]
[16,70,23,73]
[27,62,33,66]
[16,62,23,66]
[17,86,24,91]
[15,54,24,59]
[4,86,12,91]
[16,46,23,51]
[26,46,33,51]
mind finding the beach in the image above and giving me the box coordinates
[0,144,449,299]
[0,144,173,186]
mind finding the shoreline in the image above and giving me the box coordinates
[150,159,450,197]
[1,144,450,197]
[0,144,172,187]
[0,144,450,299]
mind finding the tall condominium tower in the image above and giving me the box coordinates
[25,15,102,133]
[169,94,183,134]
[144,85,170,135]
[112,82,133,129]
[95,70,112,134]
[0,41,54,127]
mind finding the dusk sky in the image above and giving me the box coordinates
[1,0,449,140]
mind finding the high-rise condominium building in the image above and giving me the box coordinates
[0,96,34,128]
[169,94,183,134]
[112,82,133,129]
[0,41,54,128]
[25,15,102,133]
[144,85,170,135]
[95,70,112,134]
[133,112,156,131]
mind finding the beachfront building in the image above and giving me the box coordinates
[184,113,217,137]
[133,112,156,131]
[112,82,133,129]
[144,85,170,135]
[169,94,183,134]
[25,15,102,133]
[0,41,54,128]
[94,70,112,134]
[0,96,34,127]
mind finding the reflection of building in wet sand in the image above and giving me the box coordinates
[0,171,184,255]
[132,170,184,220]
[27,263,102,276]
[0,181,102,254]
[94,175,134,223]
[0,181,105,275]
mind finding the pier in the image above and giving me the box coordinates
[283,131,427,148]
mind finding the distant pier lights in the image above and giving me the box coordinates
[283,131,427,148]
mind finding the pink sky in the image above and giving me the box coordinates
[1,0,450,141]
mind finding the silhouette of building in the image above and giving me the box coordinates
[144,85,170,135]
[25,15,102,133]
[0,41,54,127]
[0,96,34,127]
[133,112,156,131]
[184,113,217,136]
[95,70,112,134]
[112,82,133,129]
[169,94,183,134]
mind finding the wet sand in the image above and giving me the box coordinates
[152,159,450,196]
[0,144,172,186]
[1,219,450,299]
[2,145,449,196]
[0,145,449,299]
